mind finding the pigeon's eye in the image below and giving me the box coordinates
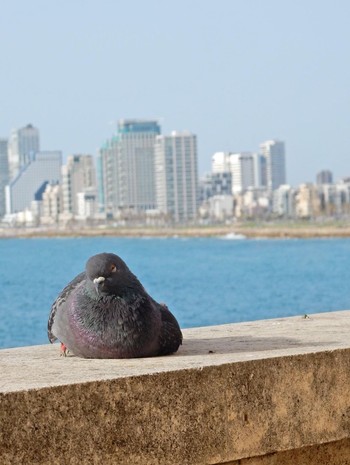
[110,264,117,273]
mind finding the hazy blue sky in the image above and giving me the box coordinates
[1,0,349,185]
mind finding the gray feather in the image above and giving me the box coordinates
[47,272,85,343]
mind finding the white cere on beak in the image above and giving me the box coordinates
[93,276,106,284]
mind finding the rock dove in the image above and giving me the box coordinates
[47,252,182,358]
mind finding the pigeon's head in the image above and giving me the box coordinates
[86,252,132,296]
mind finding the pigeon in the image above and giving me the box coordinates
[47,252,183,359]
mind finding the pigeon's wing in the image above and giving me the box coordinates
[158,304,183,355]
[47,272,86,343]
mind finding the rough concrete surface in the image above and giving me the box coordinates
[1,310,350,464]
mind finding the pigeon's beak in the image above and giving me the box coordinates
[93,276,105,295]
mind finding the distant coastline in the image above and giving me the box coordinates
[2,223,350,239]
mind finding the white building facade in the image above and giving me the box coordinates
[273,184,295,217]
[155,131,198,223]
[260,140,286,191]
[211,152,231,174]
[5,151,61,214]
[230,152,255,194]
[41,183,61,224]
[61,154,97,219]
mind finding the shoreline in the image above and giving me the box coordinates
[2,224,350,239]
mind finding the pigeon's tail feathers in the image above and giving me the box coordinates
[48,331,57,344]
[158,304,183,356]
[47,271,86,343]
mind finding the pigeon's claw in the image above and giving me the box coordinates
[60,342,68,357]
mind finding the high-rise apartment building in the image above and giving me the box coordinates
[259,140,286,191]
[41,183,61,224]
[154,131,198,223]
[0,139,9,217]
[8,124,40,180]
[5,151,61,214]
[61,154,97,218]
[99,119,161,217]
[230,152,255,194]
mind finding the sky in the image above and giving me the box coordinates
[0,0,349,186]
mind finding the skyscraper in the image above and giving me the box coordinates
[230,152,255,194]
[8,124,40,180]
[252,152,266,188]
[5,151,61,214]
[259,140,286,191]
[0,139,9,217]
[155,131,198,223]
[99,119,161,217]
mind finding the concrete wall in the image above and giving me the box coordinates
[2,310,350,464]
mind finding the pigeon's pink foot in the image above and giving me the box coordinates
[60,342,68,357]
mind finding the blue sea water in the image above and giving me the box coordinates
[1,236,350,349]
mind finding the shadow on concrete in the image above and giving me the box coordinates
[179,335,333,356]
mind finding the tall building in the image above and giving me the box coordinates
[155,131,198,223]
[259,140,286,191]
[252,152,266,188]
[98,136,118,218]
[99,119,161,217]
[316,170,333,185]
[8,124,40,180]
[0,139,9,217]
[212,152,231,174]
[230,152,255,194]
[5,151,61,214]
[61,154,97,218]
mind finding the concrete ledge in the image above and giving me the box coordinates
[1,311,350,464]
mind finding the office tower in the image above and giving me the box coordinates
[5,151,61,214]
[99,119,161,217]
[61,154,97,217]
[251,152,266,188]
[259,140,286,191]
[230,152,255,194]
[0,139,9,217]
[155,131,198,223]
[316,170,333,185]
[8,124,40,179]
[212,152,231,174]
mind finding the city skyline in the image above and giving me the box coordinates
[1,1,349,186]
[2,120,348,191]
[3,119,350,225]
[1,117,345,187]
